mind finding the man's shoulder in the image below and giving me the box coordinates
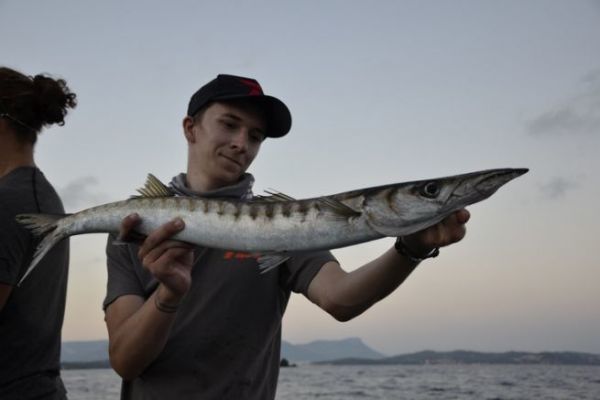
[0,186,33,222]
[0,180,29,199]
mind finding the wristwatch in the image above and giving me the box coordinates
[394,237,440,263]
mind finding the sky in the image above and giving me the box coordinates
[1,0,599,356]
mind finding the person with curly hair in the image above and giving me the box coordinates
[0,66,77,399]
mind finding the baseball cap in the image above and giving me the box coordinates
[187,74,292,138]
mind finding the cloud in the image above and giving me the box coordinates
[538,176,579,200]
[582,68,600,85]
[527,69,600,136]
[59,176,107,211]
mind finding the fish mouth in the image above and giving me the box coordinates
[474,168,528,195]
[447,168,528,206]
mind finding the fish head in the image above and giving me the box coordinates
[363,168,528,237]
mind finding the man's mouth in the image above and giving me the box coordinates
[221,154,242,168]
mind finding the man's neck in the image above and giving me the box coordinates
[0,131,35,179]
[185,165,242,193]
[185,170,219,193]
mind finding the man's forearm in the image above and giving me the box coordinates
[107,287,182,380]
[309,248,420,321]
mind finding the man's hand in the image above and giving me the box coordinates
[119,214,195,302]
[401,208,470,257]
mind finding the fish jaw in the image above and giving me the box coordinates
[475,168,529,197]
[448,168,529,206]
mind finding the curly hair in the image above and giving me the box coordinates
[0,66,77,145]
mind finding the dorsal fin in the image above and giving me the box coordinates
[135,174,175,198]
[318,197,362,218]
[257,188,361,217]
[255,188,296,202]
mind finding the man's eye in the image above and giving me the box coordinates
[221,120,236,129]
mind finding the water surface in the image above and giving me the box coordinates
[62,364,600,399]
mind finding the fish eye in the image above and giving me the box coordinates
[420,182,440,198]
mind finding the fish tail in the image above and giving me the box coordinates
[15,213,70,285]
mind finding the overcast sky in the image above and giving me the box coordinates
[2,0,599,355]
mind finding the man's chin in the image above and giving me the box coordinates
[216,169,244,185]
[222,162,242,174]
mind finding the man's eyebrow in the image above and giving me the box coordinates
[221,112,265,136]
[221,113,242,121]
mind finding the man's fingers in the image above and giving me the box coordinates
[141,241,194,268]
[118,213,141,241]
[440,209,469,245]
[138,218,186,259]
[454,209,471,225]
[401,208,471,255]
[451,224,467,243]
[141,245,195,296]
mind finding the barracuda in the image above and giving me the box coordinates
[16,168,527,283]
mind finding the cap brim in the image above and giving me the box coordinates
[212,94,292,138]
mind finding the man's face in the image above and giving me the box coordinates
[185,101,266,190]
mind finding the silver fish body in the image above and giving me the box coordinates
[16,168,528,282]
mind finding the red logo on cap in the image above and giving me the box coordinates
[238,78,263,96]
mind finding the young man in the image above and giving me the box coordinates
[103,74,469,399]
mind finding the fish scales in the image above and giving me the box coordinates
[59,196,367,253]
[176,198,371,252]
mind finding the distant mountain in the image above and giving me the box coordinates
[62,340,109,363]
[281,337,385,362]
[61,337,384,367]
[63,340,600,368]
[317,350,600,366]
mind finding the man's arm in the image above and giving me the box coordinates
[105,215,194,380]
[307,209,470,321]
[106,290,180,380]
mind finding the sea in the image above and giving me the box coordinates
[62,364,600,399]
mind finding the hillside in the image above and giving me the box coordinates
[317,350,600,366]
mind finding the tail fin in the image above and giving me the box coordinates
[15,213,68,285]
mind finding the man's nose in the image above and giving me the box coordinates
[230,130,249,151]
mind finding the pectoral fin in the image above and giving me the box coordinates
[257,253,291,274]
[318,197,362,218]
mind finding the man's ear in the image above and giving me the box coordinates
[182,116,196,144]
